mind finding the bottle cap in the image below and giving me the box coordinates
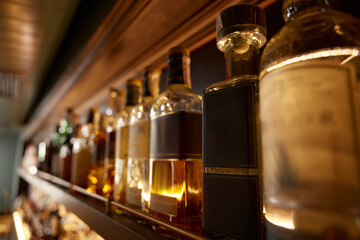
[127,78,142,88]
[169,46,190,57]
[216,4,267,40]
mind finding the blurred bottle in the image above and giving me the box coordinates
[87,112,107,195]
[37,139,52,173]
[126,68,161,210]
[260,0,360,239]
[71,109,98,188]
[113,79,142,204]
[50,125,61,177]
[102,89,121,197]
[58,108,76,181]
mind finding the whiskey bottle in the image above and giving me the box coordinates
[87,112,106,195]
[50,125,61,177]
[260,0,360,239]
[71,109,98,188]
[113,79,142,204]
[202,4,266,239]
[126,68,161,210]
[149,47,202,232]
[102,88,120,197]
[58,108,76,181]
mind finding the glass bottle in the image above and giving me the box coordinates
[87,112,107,195]
[202,4,266,239]
[71,109,97,188]
[126,68,161,210]
[149,47,202,232]
[102,88,120,197]
[58,108,76,181]
[260,0,360,239]
[50,125,61,177]
[113,79,142,204]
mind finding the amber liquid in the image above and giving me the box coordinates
[150,159,203,230]
[87,162,105,195]
[103,131,116,197]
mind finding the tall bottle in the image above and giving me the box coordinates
[149,47,202,231]
[202,4,266,239]
[50,125,61,177]
[259,0,360,239]
[126,68,161,210]
[87,112,106,195]
[71,109,98,188]
[113,79,142,204]
[58,108,76,181]
[102,88,120,197]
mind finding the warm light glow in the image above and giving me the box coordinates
[38,142,46,161]
[28,166,37,175]
[264,207,295,230]
[13,211,25,240]
[159,182,186,200]
[262,48,359,76]
[142,192,150,202]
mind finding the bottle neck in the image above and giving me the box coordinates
[107,95,118,116]
[126,85,141,107]
[224,39,260,80]
[167,53,192,89]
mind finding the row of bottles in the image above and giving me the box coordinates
[29,0,360,239]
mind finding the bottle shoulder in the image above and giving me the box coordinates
[150,88,202,118]
[129,101,153,125]
[261,9,360,71]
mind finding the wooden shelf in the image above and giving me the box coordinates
[17,168,208,240]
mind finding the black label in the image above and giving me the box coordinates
[150,111,202,159]
[203,173,260,239]
[203,83,257,168]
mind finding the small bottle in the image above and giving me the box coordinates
[149,47,202,232]
[126,68,161,210]
[71,109,97,188]
[50,125,61,177]
[102,88,120,197]
[37,140,51,173]
[87,112,106,195]
[58,108,76,181]
[202,4,266,239]
[260,0,360,239]
[113,79,142,204]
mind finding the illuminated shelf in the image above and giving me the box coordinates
[17,168,207,240]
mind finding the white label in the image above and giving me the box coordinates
[150,192,178,216]
[260,61,359,205]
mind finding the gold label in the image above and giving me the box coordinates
[128,120,150,159]
[119,126,129,159]
[260,61,359,193]
[150,192,178,216]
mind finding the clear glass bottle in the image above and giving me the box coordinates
[260,1,360,239]
[113,79,142,204]
[202,4,267,239]
[87,112,106,195]
[149,47,202,232]
[126,68,161,210]
[102,88,119,197]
